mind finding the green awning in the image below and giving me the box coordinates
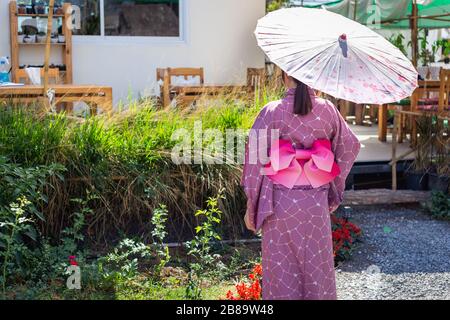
[292,0,450,29]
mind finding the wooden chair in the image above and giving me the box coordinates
[437,68,450,114]
[247,68,265,92]
[381,99,412,143]
[396,69,450,146]
[156,68,169,107]
[158,67,204,107]
[167,67,204,85]
[15,68,60,85]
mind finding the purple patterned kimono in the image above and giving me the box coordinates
[242,88,360,300]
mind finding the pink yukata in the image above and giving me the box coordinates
[242,88,360,300]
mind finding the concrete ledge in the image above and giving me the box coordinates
[343,189,431,206]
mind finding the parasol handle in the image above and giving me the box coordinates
[338,34,348,58]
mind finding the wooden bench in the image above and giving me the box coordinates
[0,84,113,115]
[157,67,261,108]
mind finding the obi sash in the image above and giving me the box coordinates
[261,139,341,189]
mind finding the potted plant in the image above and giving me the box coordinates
[35,1,45,14]
[404,114,433,190]
[36,31,46,43]
[23,34,34,43]
[17,2,27,14]
[17,31,25,43]
[26,3,34,14]
[428,166,450,193]
[23,27,37,43]
[58,33,65,43]
[427,120,449,192]
[51,32,58,43]
[54,4,64,15]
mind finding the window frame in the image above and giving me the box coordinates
[73,0,187,45]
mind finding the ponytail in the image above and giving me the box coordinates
[293,79,312,116]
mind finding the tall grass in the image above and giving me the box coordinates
[0,88,282,243]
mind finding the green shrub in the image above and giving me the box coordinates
[185,193,224,300]
[423,191,450,220]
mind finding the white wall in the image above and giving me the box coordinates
[0,0,266,105]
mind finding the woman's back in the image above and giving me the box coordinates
[242,80,361,300]
[266,87,338,148]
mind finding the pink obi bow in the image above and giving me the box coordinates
[261,139,341,189]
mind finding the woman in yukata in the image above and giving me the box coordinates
[242,71,361,300]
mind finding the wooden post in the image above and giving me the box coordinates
[410,0,419,67]
[391,107,399,191]
[163,69,170,108]
[9,1,19,83]
[43,0,55,95]
[378,104,387,142]
[63,2,73,84]
[355,104,364,125]
[410,87,419,146]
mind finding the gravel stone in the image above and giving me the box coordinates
[335,205,450,300]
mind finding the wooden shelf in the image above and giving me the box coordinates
[17,14,64,18]
[19,42,66,46]
[9,1,72,84]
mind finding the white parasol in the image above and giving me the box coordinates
[255,7,418,104]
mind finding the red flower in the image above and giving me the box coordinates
[332,230,341,241]
[331,217,362,260]
[225,263,262,300]
[69,255,78,266]
[253,264,262,276]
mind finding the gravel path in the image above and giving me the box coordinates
[335,205,450,300]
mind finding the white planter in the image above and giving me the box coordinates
[36,35,47,43]
[23,35,36,43]
[58,35,65,43]
[51,37,58,44]
[18,34,25,43]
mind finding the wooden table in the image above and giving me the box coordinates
[377,80,441,142]
[165,85,250,107]
[0,84,113,115]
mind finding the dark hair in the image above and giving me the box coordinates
[293,78,312,116]
[283,71,312,116]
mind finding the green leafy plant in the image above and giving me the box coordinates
[432,39,450,61]
[98,238,152,287]
[185,192,224,300]
[0,157,65,223]
[61,191,98,256]
[150,204,171,280]
[267,0,290,12]
[0,196,32,297]
[423,191,450,220]
[389,33,408,56]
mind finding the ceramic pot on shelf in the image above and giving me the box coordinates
[51,34,58,44]
[54,6,64,15]
[23,34,36,44]
[18,32,25,43]
[17,4,27,14]
[36,33,47,43]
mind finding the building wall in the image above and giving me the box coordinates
[0,0,266,105]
